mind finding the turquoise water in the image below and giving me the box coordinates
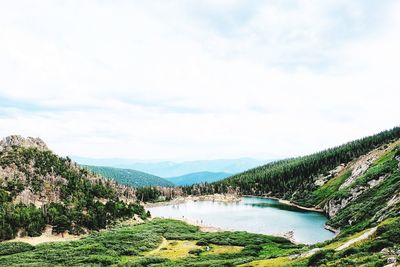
[148,196,335,244]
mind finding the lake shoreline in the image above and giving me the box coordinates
[146,195,336,244]
[144,193,325,213]
[242,195,324,213]
[143,194,241,208]
[150,215,301,244]
[243,195,340,235]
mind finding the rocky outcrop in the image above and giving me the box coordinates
[314,164,346,187]
[324,175,387,218]
[0,136,138,207]
[0,135,48,151]
[339,152,377,189]
[372,193,400,222]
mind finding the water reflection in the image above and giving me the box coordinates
[246,202,306,212]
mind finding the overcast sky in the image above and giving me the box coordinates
[0,0,399,161]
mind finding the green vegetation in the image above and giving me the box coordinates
[136,186,164,202]
[327,150,400,234]
[85,165,174,188]
[0,219,304,266]
[306,217,400,266]
[180,127,400,265]
[1,217,396,266]
[185,127,400,206]
[0,242,34,256]
[1,128,400,266]
[309,169,351,206]
[0,146,148,241]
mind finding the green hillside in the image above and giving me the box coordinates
[0,138,147,242]
[181,127,400,265]
[165,171,231,186]
[190,127,400,203]
[84,165,174,188]
[0,219,303,266]
[1,129,400,266]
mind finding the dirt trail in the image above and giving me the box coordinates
[5,226,82,245]
[335,227,377,251]
[146,237,168,255]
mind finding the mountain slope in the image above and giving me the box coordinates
[199,127,400,204]
[165,171,231,186]
[0,135,147,242]
[71,157,268,177]
[84,165,174,187]
[185,127,400,265]
[1,130,400,266]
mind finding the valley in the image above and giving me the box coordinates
[1,127,400,266]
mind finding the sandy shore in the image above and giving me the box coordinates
[144,194,241,208]
[154,216,225,233]
[5,225,82,245]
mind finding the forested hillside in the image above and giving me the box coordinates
[84,165,174,188]
[0,136,148,242]
[165,171,231,186]
[1,129,400,266]
[181,127,400,265]
[187,127,400,202]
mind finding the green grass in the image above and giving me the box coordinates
[323,228,372,250]
[309,169,352,206]
[0,219,304,267]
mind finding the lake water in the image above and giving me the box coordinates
[148,196,335,244]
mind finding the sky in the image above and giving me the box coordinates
[0,0,399,161]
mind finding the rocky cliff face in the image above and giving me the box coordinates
[0,135,137,207]
[324,174,387,218]
[0,135,48,152]
[321,140,400,226]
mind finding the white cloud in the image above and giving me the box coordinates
[0,0,399,161]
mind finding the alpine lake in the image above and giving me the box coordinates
[148,196,335,244]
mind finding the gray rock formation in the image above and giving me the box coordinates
[0,135,138,207]
[314,164,346,187]
[0,135,48,151]
[339,152,377,189]
[324,175,387,218]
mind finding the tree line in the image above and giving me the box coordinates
[182,127,400,206]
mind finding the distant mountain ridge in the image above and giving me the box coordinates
[84,165,174,188]
[165,171,231,186]
[71,157,270,177]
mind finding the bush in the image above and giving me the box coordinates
[188,248,203,256]
[308,249,335,266]
[363,239,393,252]
[338,247,359,257]
[242,244,263,256]
[121,256,166,267]
[196,239,209,246]
[88,255,116,265]
[0,242,34,256]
